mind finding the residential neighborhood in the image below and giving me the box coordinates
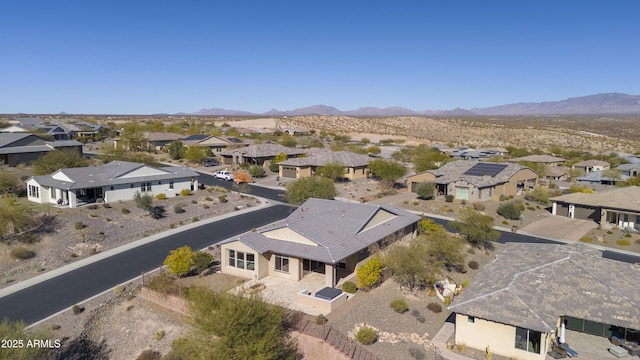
[1,114,640,360]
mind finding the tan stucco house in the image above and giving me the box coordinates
[407,161,538,201]
[218,198,420,287]
[219,143,306,166]
[551,186,640,231]
[449,242,640,360]
[278,151,370,180]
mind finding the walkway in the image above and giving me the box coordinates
[431,322,474,360]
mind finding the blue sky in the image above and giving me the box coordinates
[1,1,639,114]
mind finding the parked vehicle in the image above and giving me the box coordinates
[214,170,233,181]
[202,158,219,167]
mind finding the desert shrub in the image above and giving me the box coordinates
[169,223,175,229]
[462,279,470,287]
[191,199,197,204]
[192,217,199,222]
[218,195,227,203]
[527,206,536,211]
[193,251,213,274]
[10,246,35,260]
[416,181,435,200]
[411,309,420,317]
[205,196,212,201]
[502,220,509,225]
[357,256,384,290]
[70,253,78,258]
[443,296,452,306]
[497,201,521,220]
[137,349,162,360]
[121,207,130,214]
[114,285,124,294]
[316,314,327,325]
[427,302,442,313]
[617,239,631,246]
[74,221,85,230]
[203,204,210,209]
[102,203,112,209]
[468,260,479,270]
[444,195,454,202]
[473,203,485,211]
[155,330,165,341]
[87,204,99,210]
[72,305,84,315]
[416,315,426,323]
[390,298,409,313]
[180,189,192,196]
[467,248,475,254]
[355,326,377,345]
[156,193,167,200]
[579,236,593,243]
[342,281,357,294]
[607,230,613,234]
[249,165,266,178]
[174,205,185,214]
[150,206,166,219]
[625,233,632,238]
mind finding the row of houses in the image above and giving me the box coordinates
[0,133,83,167]
[2,117,104,140]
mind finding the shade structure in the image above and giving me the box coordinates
[559,322,566,344]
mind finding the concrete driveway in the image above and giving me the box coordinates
[519,215,596,242]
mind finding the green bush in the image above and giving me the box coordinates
[502,220,509,225]
[174,205,185,214]
[218,195,227,203]
[444,195,454,202]
[497,201,522,220]
[315,314,327,325]
[102,203,112,209]
[355,326,377,345]
[121,207,130,214]
[473,203,485,211]
[617,239,631,246]
[390,298,409,313]
[74,221,85,230]
[10,246,35,260]
[137,349,162,360]
[249,165,266,178]
[193,251,214,274]
[192,217,199,222]
[625,233,632,238]
[607,230,613,234]
[342,281,357,294]
[180,189,192,196]
[156,193,167,200]
[415,181,435,200]
[72,305,84,315]
[357,256,383,290]
[468,260,479,270]
[87,204,99,210]
[579,236,593,243]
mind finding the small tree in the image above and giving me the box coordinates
[167,140,183,160]
[133,191,154,212]
[285,176,337,205]
[368,158,406,191]
[416,181,436,200]
[193,251,214,275]
[183,146,212,163]
[0,196,33,240]
[0,173,21,196]
[32,149,90,175]
[317,161,346,181]
[497,201,522,220]
[448,208,500,249]
[248,165,266,178]
[163,246,195,277]
[357,256,384,290]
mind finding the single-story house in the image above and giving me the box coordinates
[0,133,83,166]
[543,166,568,181]
[449,242,640,360]
[616,163,640,177]
[219,143,306,166]
[277,151,370,180]
[575,170,628,185]
[406,161,538,201]
[26,161,199,208]
[186,135,246,153]
[572,159,610,174]
[218,198,420,287]
[551,186,640,231]
[142,132,185,151]
[506,155,566,166]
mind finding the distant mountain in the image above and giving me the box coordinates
[471,93,640,115]
[187,93,640,117]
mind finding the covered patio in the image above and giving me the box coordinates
[547,328,637,359]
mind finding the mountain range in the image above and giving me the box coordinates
[190,93,640,117]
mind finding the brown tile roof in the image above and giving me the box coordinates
[506,155,566,164]
[572,160,610,168]
[449,243,640,333]
[220,143,306,158]
[143,132,184,142]
[278,151,370,167]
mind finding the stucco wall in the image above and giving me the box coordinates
[455,314,549,360]
[220,241,261,280]
[407,172,437,192]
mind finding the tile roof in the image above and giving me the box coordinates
[278,151,370,167]
[448,243,640,333]
[29,161,199,190]
[143,132,184,142]
[572,160,610,168]
[545,166,568,178]
[0,133,34,148]
[426,160,534,188]
[551,186,640,211]
[220,198,420,263]
[575,170,628,183]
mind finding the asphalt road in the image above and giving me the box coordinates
[0,205,292,324]
[197,171,286,203]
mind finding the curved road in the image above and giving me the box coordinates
[0,205,292,324]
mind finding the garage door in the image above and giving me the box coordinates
[455,187,469,200]
[281,166,297,178]
[574,206,600,222]
[557,204,569,217]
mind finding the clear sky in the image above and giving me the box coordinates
[1,1,639,114]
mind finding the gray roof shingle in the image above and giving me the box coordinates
[220,143,305,158]
[427,160,534,188]
[278,151,370,167]
[448,243,640,333]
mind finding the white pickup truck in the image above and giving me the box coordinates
[214,170,233,181]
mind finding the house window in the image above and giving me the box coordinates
[50,187,55,198]
[515,327,541,354]
[169,181,174,190]
[468,316,475,323]
[275,254,289,273]
[228,250,255,270]
[110,186,114,190]
[28,185,39,198]
[141,182,152,192]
